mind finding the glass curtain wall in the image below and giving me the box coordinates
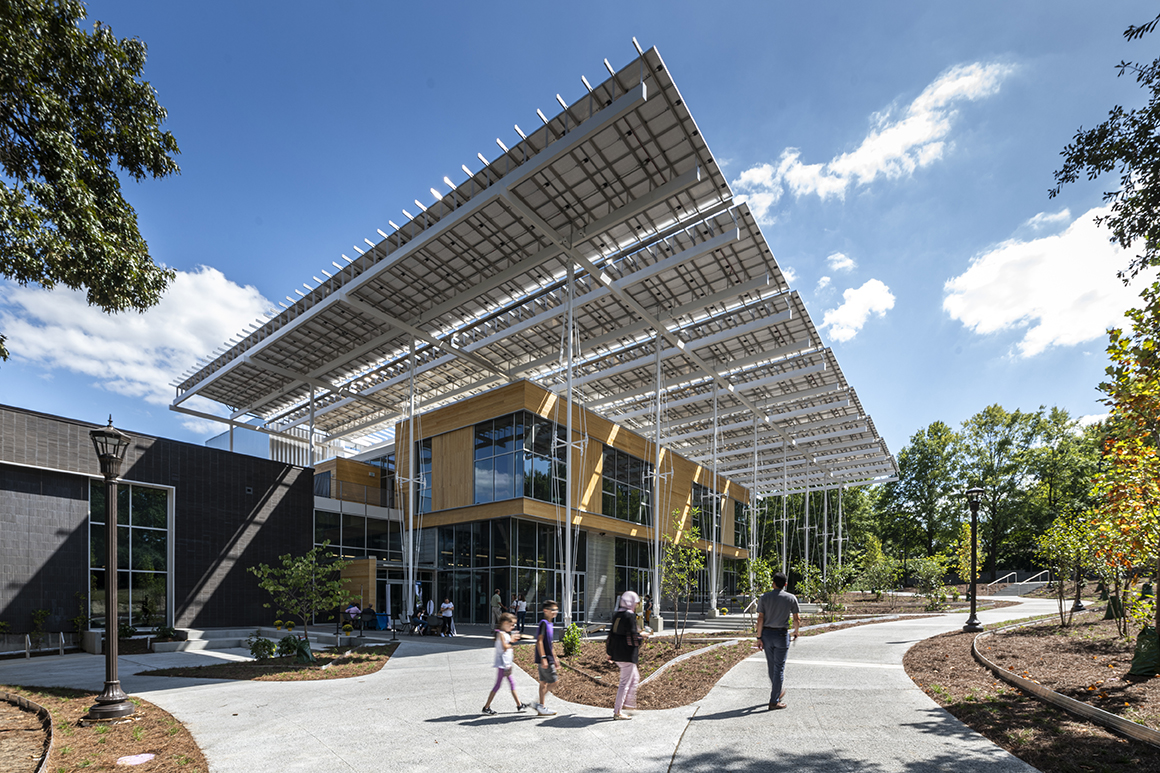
[474,411,567,506]
[314,510,403,561]
[733,500,748,548]
[614,537,652,599]
[601,446,653,525]
[436,517,586,624]
[89,481,169,628]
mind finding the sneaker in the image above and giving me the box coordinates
[482,707,497,715]
[535,704,556,716]
[613,712,632,720]
[517,703,529,712]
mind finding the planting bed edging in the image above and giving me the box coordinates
[971,617,1160,750]
[2,690,53,773]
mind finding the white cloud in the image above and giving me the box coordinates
[1024,209,1071,230]
[826,252,856,272]
[0,266,273,425]
[943,206,1154,357]
[732,61,1014,223]
[821,279,896,343]
[816,276,832,291]
[781,265,798,284]
[1078,413,1108,428]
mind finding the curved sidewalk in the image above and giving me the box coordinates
[0,598,1055,772]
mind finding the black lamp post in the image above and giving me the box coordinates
[962,486,985,633]
[86,417,135,720]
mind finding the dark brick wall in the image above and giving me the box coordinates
[0,465,90,633]
[0,405,313,631]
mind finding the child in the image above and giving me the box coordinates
[482,613,527,715]
[533,600,560,716]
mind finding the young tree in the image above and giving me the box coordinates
[661,514,705,650]
[952,521,987,587]
[248,543,353,643]
[0,0,180,360]
[1035,513,1093,626]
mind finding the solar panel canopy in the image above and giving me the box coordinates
[171,46,897,496]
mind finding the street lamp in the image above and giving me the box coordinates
[86,417,135,721]
[962,486,985,633]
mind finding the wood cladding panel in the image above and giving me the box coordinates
[432,428,472,511]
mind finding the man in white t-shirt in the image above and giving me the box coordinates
[439,597,455,637]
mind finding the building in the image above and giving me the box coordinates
[0,405,312,633]
[1,44,896,635]
[169,43,896,627]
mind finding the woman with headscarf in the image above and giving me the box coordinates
[606,590,647,720]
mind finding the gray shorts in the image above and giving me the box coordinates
[537,664,558,683]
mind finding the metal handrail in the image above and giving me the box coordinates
[1017,570,1050,586]
[982,572,1017,590]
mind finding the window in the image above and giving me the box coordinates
[416,439,433,514]
[601,446,653,525]
[473,411,566,506]
[314,510,401,561]
[691,482,720,541]
[89,481,169,629]
[366,453,396,509]
[733,500,749,549]
[614,537,652,597]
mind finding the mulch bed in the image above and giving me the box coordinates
[140,642,399,682]
[904,614,1160,773]
[1,684,208,773]
[513,637,752,710]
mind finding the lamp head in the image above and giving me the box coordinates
[90,416,131,480]
[966,486,984,512]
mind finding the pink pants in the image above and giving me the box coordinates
[615,662,639,714]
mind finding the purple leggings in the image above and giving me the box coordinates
[492,667,516,692]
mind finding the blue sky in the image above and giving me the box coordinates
[2,0,1156,456]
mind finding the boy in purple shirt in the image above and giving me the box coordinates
[533,600,559,716]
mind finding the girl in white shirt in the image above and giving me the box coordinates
[482,613,527,715]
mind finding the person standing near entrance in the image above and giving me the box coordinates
[515,594,528,633]
[606,590,648,720]
[490,588,504,630]
[440,596,455,637]
[755,572,800,710]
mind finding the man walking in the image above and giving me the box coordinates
[755,571,800,710]
[490,588,505,630]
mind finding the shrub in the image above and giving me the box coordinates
[911,556,951,611]
[276,634,298,658]
[0,621,9,634]
[247,632,276,660]
[30,609,50,649]
[118,621,139,639]
[155,626,179,641]
[561,623,583,657]
[277,635,314,664]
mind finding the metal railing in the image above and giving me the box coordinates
[982,572,1018,591]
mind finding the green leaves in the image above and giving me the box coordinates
[247,542,353,642]
[0,0,180,359]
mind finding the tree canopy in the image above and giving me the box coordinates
[0,0,180,359]
[1050,12,1160,281]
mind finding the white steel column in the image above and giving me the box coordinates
[308,388,315,467]
[781,440,788,573]
[804,484,810,571]
[709,380,719,611]
[838,485,845,567]
[405,339,417,617]
[652,339,663,623]
[749,414,758,597]
[563,260,575,627]
[822,487,829,579]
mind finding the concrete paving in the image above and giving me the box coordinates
[0,597,1058,772]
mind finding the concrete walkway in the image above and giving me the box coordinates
[0,598,1057,772]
